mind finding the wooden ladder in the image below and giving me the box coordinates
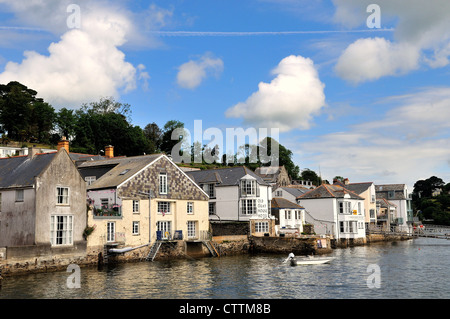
[203,240,220,257]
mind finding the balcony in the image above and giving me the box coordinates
[93,204,122,218]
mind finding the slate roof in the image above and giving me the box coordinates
[271,197,304,209]
[297,184,364,200]
[78,154,163,190]
[278,186,308,198]
[375,184,407,200]
[344,182,373,195]
[186,166,269,187]
[0,152,57,189]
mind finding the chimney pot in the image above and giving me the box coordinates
[57,136,69,153]
[105,145,114,158]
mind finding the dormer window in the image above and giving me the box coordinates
[241,179,257,196]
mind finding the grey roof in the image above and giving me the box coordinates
[271,197,304,209]
[78,154,163,189]
[375,184,407,200]
[0,152,57,189]
[279,186,308,197]
[345,182,373,195]
[186,166,269,187]
[298,184,364,200]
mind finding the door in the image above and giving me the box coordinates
[157,221,172,239]
[187,221,197,239]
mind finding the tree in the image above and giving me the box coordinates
[413,176,445,198]
[160,120,186,155]
[258,137,300,180]
[56,108,76,140]
[301,169,322,186]
[143,122,162,153]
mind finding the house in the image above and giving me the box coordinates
[333,179,377,228]
[375,184,413,232]
[376,198,397,231]
[0,145,56,158]
[0,147,86,261]
[272,185,309,203]
[254,166,291,189]
[77,153,210,258]
[296,184,366,241]
[271,197,306,236]
[186,166,272,222]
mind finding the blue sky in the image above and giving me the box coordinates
[0,0,449,189]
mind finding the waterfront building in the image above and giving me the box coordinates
[296,184,366,240]
[376,198,397,231]
[271,197,306,236]
[77,152,210,257]
[186,166,272,222]
[0,146,86,262]
[333,179,378,228]
[375,184,413,232]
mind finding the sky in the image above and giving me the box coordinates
[0,0,449,190]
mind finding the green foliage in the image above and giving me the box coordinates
[413,176,450,225]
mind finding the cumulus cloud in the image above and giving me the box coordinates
[176,53,223,89]
[0,1,162,108]
[225,55,326,132]
[335,37,420,84]
[298,87,450,187]
[332,0,450,83]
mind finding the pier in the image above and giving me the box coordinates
[368,224,450,240]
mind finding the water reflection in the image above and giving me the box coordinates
[1,238,450,299]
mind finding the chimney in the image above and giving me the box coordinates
[344,178,349,185]
[28,145,40,159]
[105,145,114,158]
[57,136,69,153]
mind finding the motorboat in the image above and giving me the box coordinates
[284,253,335,266]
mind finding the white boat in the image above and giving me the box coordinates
[284,253,335,266]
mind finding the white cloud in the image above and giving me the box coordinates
[335,37,420,84]
[0,1,167,108]
[176,53,223,89]
[298,87,450,187]
[332,0,450,83]
[225,55,326,132]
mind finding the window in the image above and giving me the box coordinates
[57,187,69,205]
[358,202,361,215]
[202,184,215,198]
[339,201,352,214]
[16,189,24,202]
[50,215,73,246]
[295,210,302,220]
[107,222,115,242]
[208,202,216,215]
[187,202,194,214]
[101,198,109,209]
[241,180,256,196]
[285,210,291,220]
[370,209,376,219]
[388,191,395,199]
[275,190,282,197]
[85,176,96,186]
[0,192,2,212]
[157,201,170,215]
[255,222,269,233]
[133,200,139,213]
[340,221,357,233]
[132,221,140,235]
[187,221,196,238]
[157,221,171,239]
[241,199,256,215]
[159,173,168,194]
[119,169,131,175]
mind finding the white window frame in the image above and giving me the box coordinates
[187,202,194,214]
[107,222,115,242]
[159,173,168,194]
[157,201,171,215]
[15,189,24,202]
[100,198,109,209]
[208,202,216,215]
[187,221,196,239]
[241,199,256,215]
[157,221,171,239]
[56,187,69,205]
[255,221,269,233]
[50,215,73,246]
[132,221,140,235]
[133,200,139,213]
[85,176,96,186]
[285,210,291,220]
[241,180,256,196]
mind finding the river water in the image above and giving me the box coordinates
[1,238,449,299]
